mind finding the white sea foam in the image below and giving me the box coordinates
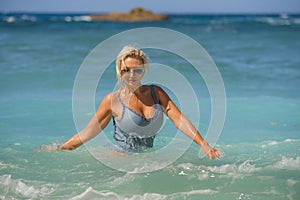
[4,16,15,23]
[70,186,218,200]
[261,140,278,148]
[294,18,300,24]
[0,174,53,199]
[107,172,136,186]
[70,187,121,200]
[261,138,300,148]
[178,160,262,175]
[207,160,261,174]
[284,138,300,143]
[280,13,289,19]
[174,160,262,182]
[63,15,92,22]
[73,16,92,22]
[286,179,297,187]
[270,156,300,170]
[20,15,37,22]
[64,16,72,22]
[3,15,37,23]
[0,161,17,170]
[255,17,292,26]
[171,189,218,196]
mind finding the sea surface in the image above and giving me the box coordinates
[0,13,300,199]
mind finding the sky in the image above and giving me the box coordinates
[1,0,300,14]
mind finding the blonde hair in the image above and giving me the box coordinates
[116,45,148,84]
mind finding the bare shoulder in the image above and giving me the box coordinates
[99,93,116,107]
[104,92,122,109]
[106,92,120,102]
[105,92,115,99]
[103,92,113,101]
[151,85,171,105]
[152,85,169,98]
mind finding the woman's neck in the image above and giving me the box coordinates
[120,84,142,96]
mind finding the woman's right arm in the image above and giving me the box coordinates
[155,86,220,159]
[57,93,113,150]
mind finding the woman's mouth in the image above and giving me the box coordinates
[128,79,136,82]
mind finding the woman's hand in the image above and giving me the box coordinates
[37,141,62,152]
[201,142,221,160]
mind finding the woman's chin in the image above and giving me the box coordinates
[127,80,139,86]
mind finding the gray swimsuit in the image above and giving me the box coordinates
[113,85,164,151]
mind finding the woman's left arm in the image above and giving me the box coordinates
[155,86,221,159]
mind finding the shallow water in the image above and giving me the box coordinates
[0,13,300,199]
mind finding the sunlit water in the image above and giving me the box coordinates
[1,13,299,199]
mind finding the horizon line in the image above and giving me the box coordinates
[1,10,300,15]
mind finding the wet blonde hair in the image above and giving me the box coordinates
[116,45,148,84]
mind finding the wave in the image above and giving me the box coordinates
[174,160,261,181]
[0,174,54,199]
[70,187,121,200]
[65,16,92,22]
[205,156,300,173]
[0,161,18,170]
[255,15,300,26]
[1,144,298,199]
[70,186,218,200]
[173,142,300,178]
[170,14,300,27]
[270,156,300,170]
[2,14,37,23]
[261,138,300,148]
[1,14,92,23]
[2,13,300,26]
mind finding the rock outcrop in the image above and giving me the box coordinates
[90,7,168,22]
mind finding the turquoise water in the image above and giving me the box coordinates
[1,14,300,199]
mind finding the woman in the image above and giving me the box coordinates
[54,45,220,159]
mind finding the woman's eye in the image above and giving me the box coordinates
[121,69,130,73]
[134,69,143,74]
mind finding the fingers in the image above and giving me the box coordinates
[37,141,62,152]
[214,149,221,159]
[213,149,221,159]
[208,148,221,160]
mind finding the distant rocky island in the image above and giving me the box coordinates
[90,7,168,22]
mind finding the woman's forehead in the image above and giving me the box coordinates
[124,56,142,62]
[123,57,143,66]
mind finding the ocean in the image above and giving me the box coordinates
[0,13,300,199]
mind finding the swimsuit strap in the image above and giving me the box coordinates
[113,92,126,106]
[150,85,159,104]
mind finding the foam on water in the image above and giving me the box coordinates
[70,186,218,200]
[261,138,300,148]
[1,139,299,199]
[271,156,300,170]
[0,161,18,170]
[0,174,55,199]
[1,13,299,200]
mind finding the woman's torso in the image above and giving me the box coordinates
[112,85,164,151]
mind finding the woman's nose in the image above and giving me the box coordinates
[128,70,134,76]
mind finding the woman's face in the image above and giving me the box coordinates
[121,56,144,87]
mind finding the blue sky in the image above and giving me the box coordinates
[1,0,300,14]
